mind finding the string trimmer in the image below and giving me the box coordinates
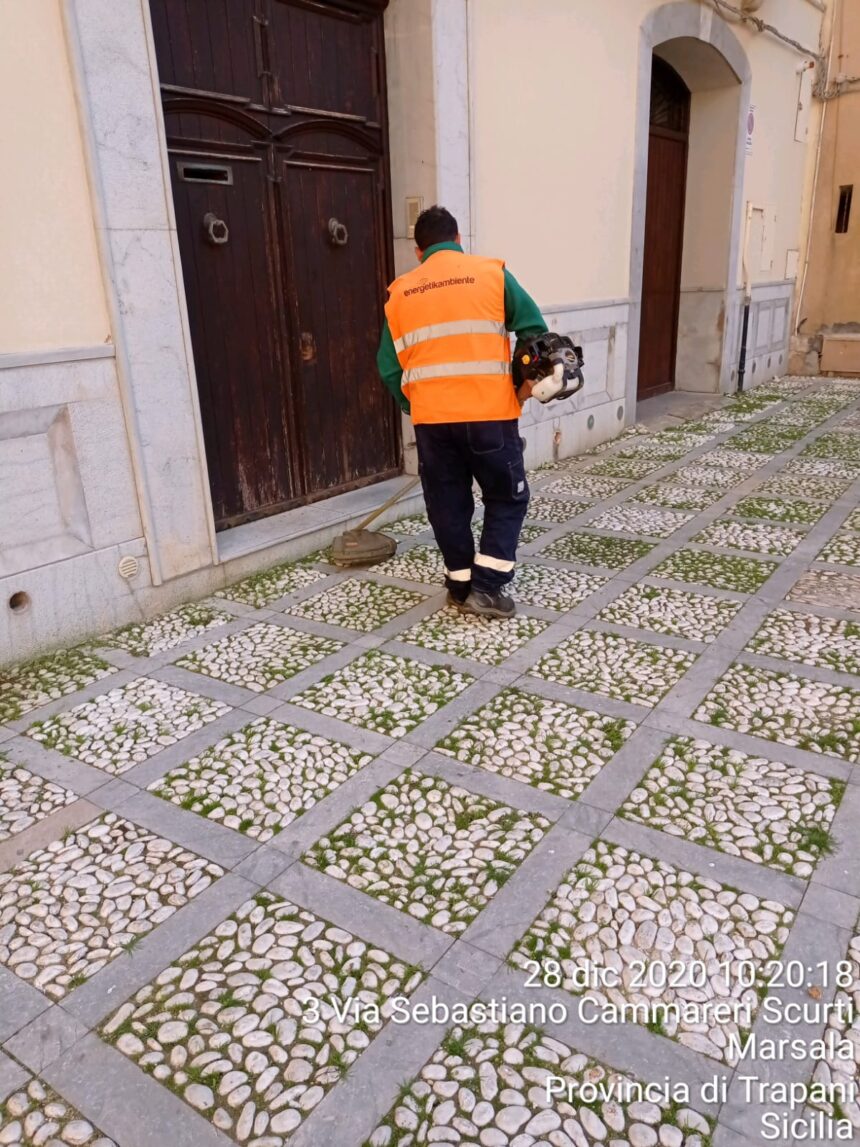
[328,475,422,567]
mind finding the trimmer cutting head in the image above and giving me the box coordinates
[328,529,398,567]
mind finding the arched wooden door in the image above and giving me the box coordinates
[149,0,400,529]
[637,57,691,400]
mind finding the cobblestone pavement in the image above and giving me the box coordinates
[1,377,860,1147]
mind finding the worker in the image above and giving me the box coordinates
[376,205,548,619]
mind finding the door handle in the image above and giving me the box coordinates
[328,217,348,247]
[203,212,229,246]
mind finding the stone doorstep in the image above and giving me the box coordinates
[216,477,426,565]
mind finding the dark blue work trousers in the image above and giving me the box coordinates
[414,420,530,597]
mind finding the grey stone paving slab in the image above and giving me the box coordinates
[109,707,249,791]
[4,1007,88,1075]
[82,778,140,817]
[520,673,650,722]
[400,678,507,749]
[147,660,257,707]
[489,618,587,676]
[416,749,572,819]
[2,736,119,798]
[810,780,860,898]
[262,641,371,702]
[286,977,466,1147]
[0,965,49,1043]
[646,709,855,782]
[3,668,137,734]
[480,665,521,686]
[429,939,503,994]
[262,606,370,644]
[556,798,615,838]
[602,816,805,907]
[271,862,452,970]
[0,1052,30,1104]
[375,738,429,767]
[714,1126,776,1147]
[238,693,284,716]
[647,573,749,602]
[719,911,854,1144]
[351,632,388,649]
[110,790,256,869]
[461,821,595,958]
[267,699,394,756]
[0,797,100,875]
[741,648,859,689]
[43,1033,233,1147]
[381,637,492,678]
[373,593,451,643]
[61,873,254,1029]
[575,724,670,811]
[264,751,406,857]
[590,616,705,652]
[229,841,293,887]
[108,611,250,664]
[799,882,860,930]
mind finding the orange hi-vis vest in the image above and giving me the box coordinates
[384,249,521,425]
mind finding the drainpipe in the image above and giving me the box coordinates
[737,203,755,393]
[737,297,751,393]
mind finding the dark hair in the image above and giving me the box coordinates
[414,205,459,251]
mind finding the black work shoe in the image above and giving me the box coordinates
[460,589,516,619]
[446,590,470,610]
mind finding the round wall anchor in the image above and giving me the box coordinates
[587,414,595,430]
[617,404,624,421]
[118,555,140,580]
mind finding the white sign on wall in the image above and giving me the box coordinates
[746,104,756,154]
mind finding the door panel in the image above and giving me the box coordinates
[638,130,688,399]
[281,160,398,494]
[268,3,378,118]
[169,152,295,525]
[149,0,264,103]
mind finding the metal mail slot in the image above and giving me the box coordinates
[177,161,233,185]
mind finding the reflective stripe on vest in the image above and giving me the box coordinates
[402,360,512,387]
[393,319,507,355]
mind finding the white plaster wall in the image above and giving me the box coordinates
[467,0,820,303]
[676,290,726,392]
[385,0,438,277]
[738,4,822,288]
[0,0,109,352]
[682,87,739,292]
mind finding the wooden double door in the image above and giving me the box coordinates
[637,57,691,401]
[150,0,400,529]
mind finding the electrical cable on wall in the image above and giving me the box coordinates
[705,0,822,63]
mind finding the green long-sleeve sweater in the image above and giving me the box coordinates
[376,241,548,415]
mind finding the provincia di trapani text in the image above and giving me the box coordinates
[298,950,860,1140]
